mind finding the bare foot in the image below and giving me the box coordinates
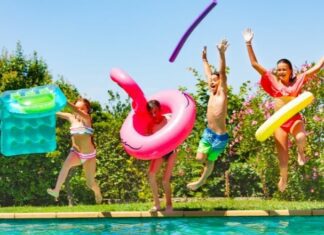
[278,177,287,192]
[149,206,161,213]
[297,153,309,166]
[187,181,204,191]
[47,188,59,201]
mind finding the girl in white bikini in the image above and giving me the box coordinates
[47,98,102,204]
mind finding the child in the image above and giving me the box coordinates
[47,98,102,203]
[146,100,177,212]
[242,28,324,191]
[187,39,229,190]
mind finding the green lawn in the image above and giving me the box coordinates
[1,198,323,213]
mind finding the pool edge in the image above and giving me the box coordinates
[0,210,323,219]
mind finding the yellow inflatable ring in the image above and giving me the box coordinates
[256,91,314,141]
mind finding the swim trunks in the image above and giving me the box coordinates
[197,128,228,161]
[163,151,174,161]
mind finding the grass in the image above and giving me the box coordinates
[0,198,323,213]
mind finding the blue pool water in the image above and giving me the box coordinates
[0,216,323,234]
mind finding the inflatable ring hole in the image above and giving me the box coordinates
[120,90,196,160]
[160,105,172,115]
[132,114,151,136]
[132,104,173,136]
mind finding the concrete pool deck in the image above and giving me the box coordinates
[0,210,323,219]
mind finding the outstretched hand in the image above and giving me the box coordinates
[242,28,254,43]
[202,46,208,61]
[217,39,229,53]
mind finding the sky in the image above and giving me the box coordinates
[0,0,323,105]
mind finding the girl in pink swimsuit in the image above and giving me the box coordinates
[243,28,323,192]
[146,100,177,213]
[47,98,102,203]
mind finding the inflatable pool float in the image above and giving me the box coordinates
[256,91,314,141]
[0,84,67,156]
[110,68,196,160]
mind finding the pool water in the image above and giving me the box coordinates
[0,216,323,234]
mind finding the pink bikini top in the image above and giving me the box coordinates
[260,71,307,98]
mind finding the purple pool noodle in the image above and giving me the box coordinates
[169,0,217,63]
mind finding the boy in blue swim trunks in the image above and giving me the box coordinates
[187,39,229,191]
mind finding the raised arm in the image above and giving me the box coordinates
[242,28,267,76]
[304,56,324,79]
[56,111,72,120]
[202,46,213,81]
[217,39,228,82]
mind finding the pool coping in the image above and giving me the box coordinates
[0,210,323,219]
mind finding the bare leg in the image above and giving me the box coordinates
[274,128,289,192]
[290,121,308,166]
[83,158,102,204]
[48,152,81,199]
[162,152,177,212]
[187,152,214,190]
[148,158,164,211]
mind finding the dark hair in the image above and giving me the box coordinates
[146,100,161,112]
[277,58,295,82]
[212,71,220,76]
[74,97,92,114]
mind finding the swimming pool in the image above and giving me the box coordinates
[0,216,323,234]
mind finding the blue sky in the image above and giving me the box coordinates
[1,0,323,105]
